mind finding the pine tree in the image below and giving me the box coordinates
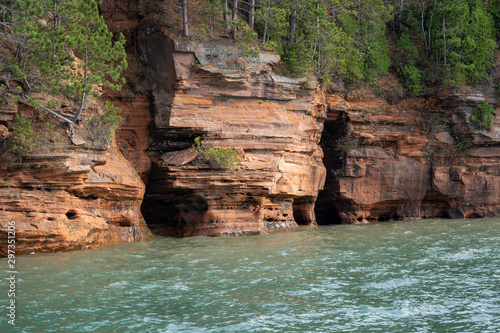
[12,0,127,124]
[487,0,500,40]
[429,0,496,85]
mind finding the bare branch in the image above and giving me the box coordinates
[21,96,75,137]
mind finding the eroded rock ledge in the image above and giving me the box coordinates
[0,147,151,256]
[139,32,326,236]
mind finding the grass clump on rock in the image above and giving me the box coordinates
[471,101,495,131]
[193,136,240,171]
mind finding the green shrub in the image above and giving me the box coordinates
[338,135,360,154]
[470,101,495,131]
[10,114,35,156]
[193,136,240,171]
[87,101,124,149]
[419,114,444,137]
[239,29,260,57]
[399,63,423,96]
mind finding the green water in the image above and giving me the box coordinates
[1,218,499,332]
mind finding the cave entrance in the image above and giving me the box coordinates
[292,199,313,226]
[420,189,451,219]
[314,115,347,225]
[140,128,205,237]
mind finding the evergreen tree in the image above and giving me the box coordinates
[393,0,497,89]
[201,0,224,39]
[337,0,392,83]
[12,0,127,123]
[429,0,496,85]
[253,0,392,82]
[487,0,500,40]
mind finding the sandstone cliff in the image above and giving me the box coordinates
[0,137,151,256]
[137,32,326,236]
[2,0,499,257]
[318,74,500,224]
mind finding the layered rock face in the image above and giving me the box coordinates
[0,2,155,256]
[319,81,500,224]
[0,145,152,256]
[139,33,326,236]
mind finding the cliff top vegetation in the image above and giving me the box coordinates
[144,0,499,92]
[0,0,128,160]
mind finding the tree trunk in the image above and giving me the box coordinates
[182,0,189,37]
[443,16,446,66]
[289,4,297,44]
[74,50,88,122]
[23,98,75,137]
[248,0,255,29]
[313,2,319,54]
[230,0,238,39]
[357,0,361,21]
[427,0,437,55]
[223,0,230,31]
[262,0,270,43]
[420,0,428,52]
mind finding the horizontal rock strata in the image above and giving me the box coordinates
[140,34,326,236]
[319,83,499,224]
[0,148,152,256]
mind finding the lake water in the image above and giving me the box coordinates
[1,218,499,332]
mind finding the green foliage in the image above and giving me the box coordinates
[192,136,240,171]
[200,0,224,39]
[87,101,124,149]
[433,0,497,86]
[455,139,472,155]
[398,26,419,64]
[355,0,392,84]
[0,1,15,22]
[261,40,278,51]
[397,25,424,95]
[9,0,127,119]
[419,113,444,137]
[393,0,497,89]
[399,63,424,95]
[283,42,314,77]
[470,101,495,131]
[338,135,360,154]
[253,0,392,83]
[488,0,500,40]
[10,114,35,156]
[238,29,260,57]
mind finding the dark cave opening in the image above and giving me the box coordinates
[292,199,312,226]
[314,116,347,225]
[420,189,452,219]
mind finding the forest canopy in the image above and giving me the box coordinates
[1,0,498,113]
[182,0,498,90]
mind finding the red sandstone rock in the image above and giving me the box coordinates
[0,125,8,139]
[140,37,326,236]
[321,79,500,224]
[110,94,153,184]
[0,144,152,256]
[161,148,198,166]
